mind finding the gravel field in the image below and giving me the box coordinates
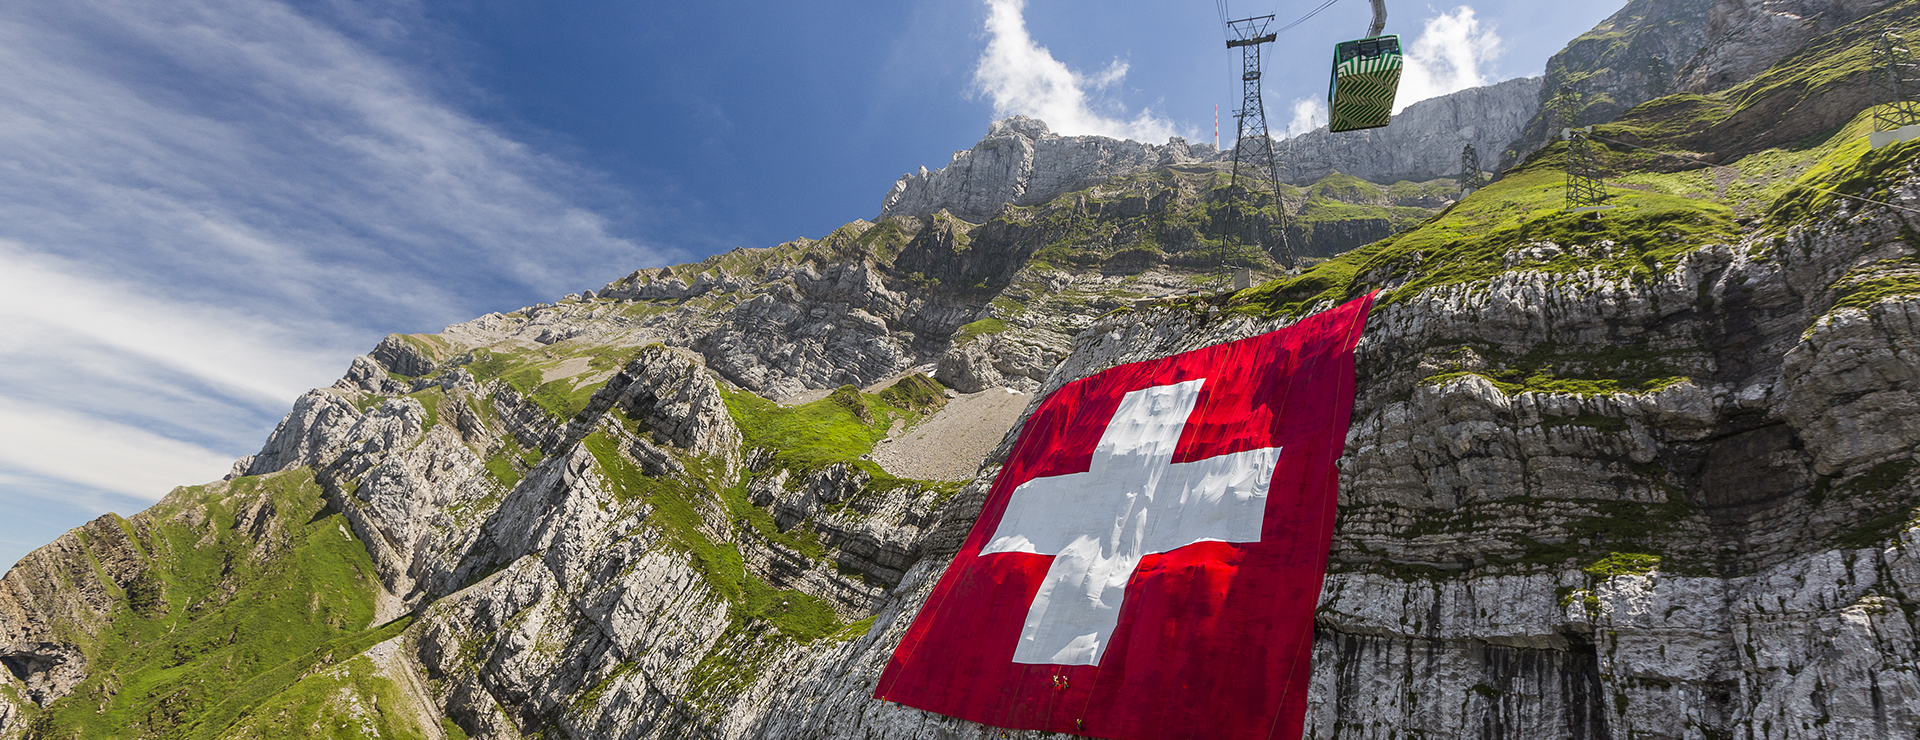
[870,387,1031,481]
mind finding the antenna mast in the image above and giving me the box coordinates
[1225,15,1292,266]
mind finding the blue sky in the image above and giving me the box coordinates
[0,0,1623,569]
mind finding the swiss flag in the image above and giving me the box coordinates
[874,293,1375,739]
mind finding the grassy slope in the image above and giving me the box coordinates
[23,471,415,740]
[461,343,643,420]
[1228,88,1920,331]
[212,654,428,740]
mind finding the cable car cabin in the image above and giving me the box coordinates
[1328,35,1403,133]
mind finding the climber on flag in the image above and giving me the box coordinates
[874,293,1375,740]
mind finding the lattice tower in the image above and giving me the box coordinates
[1224,15,1292,266]
[1459,144,1487,194]
[1877,30,1920,131]
[1563,127,1609,211]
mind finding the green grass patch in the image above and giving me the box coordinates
[1308,172,1383,203]
[722,388,907,470]
[459,347,609,420]
[525,377,602,420]
[1294,199,1391,223]
[570,661,640,714]
[350,393,387,415]
[1410,496,1695,571]
[828,615,877,642]
[876,373,947,414]
[1846,459,1916,493]
[394,333,452,362]
[1835,508,1920,549]
[406,387,444,430]
[1583,552,1662,579]
[1542,413,1632,433]
[484,452,522,491]
[1418,341,1691,398]
[1387,179,1459,204]
[1767,129,1920,227]
[214,653,429,740]
[683,621,786,718]
[725,384,967,501]
[1821,459,1920,552]
[997,171,1297,276]
[483,435,545,493]
[1831,276,1920,311]
[22,470,407,739]
[952,318,1009,345]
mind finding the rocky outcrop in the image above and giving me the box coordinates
[688,258,924,399]
[1782,301,1920,475]
[1284,76,1544,183]
[1504,0,1718,165]
[1675,0,1894,94]
[603,346,743,462]
[373,334,442,378]
[934,327,1068,394]
[0,516,145,706]
[241,390,368,478]
[879,116,1217,222]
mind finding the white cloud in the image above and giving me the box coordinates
[1284,98,1328,139]
[971,0,1181,143]
[0,0,682,539]
[0,241,345,407]
[1396,6,1504,112]
[0,398,235,502]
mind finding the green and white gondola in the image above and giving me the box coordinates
[1328,35,1403,133]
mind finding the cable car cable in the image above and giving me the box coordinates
[1271,0,1343,36]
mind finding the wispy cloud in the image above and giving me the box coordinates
[0,398,235,502]
[0,0,680,563]
[1396,6,1504,112]
[971,0,1181,143]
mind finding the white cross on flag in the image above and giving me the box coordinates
[875,294,1375,740]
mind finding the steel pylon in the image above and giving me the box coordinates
[1876,30,1920,132]
[1459,143,1487,195]
[1224,15,1292,266]
[1563,127,1610,212]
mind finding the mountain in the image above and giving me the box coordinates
[1281,75,1545,183]
[1505,0,1898,165]
[6,1,1920,738]
[880,77,1544,226]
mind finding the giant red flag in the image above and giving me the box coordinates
[875,293,1376,740]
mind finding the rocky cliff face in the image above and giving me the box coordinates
[1285,76,1544,184]
[884,76,1539,224]
[5,5,1920,739]
[879,116,1219,223]
[1505,0,1898,166]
